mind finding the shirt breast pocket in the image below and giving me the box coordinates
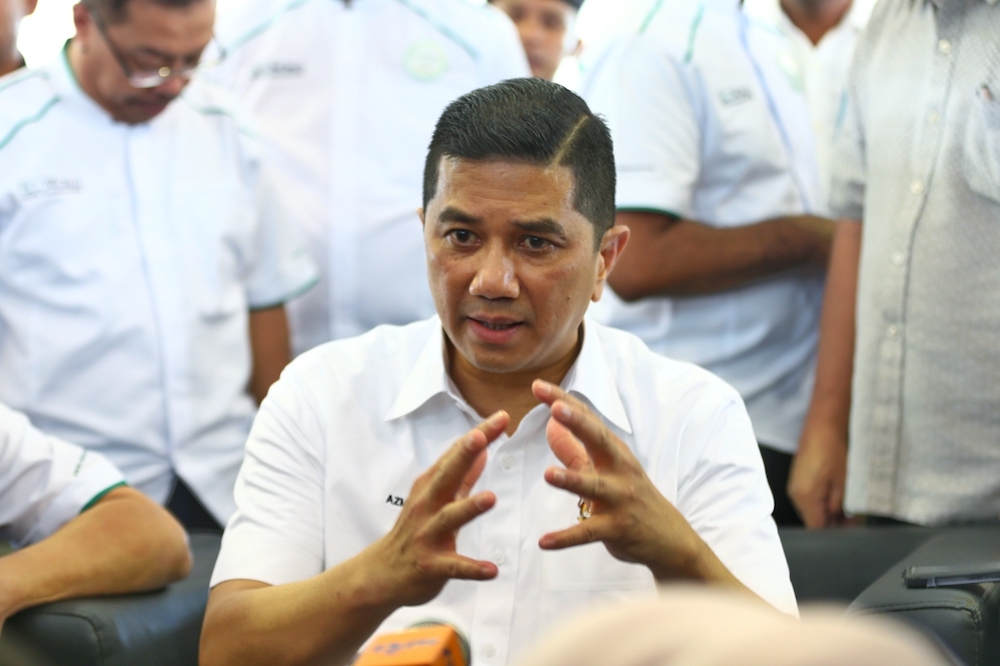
[542,544,653,592]
[963,84,1000,205]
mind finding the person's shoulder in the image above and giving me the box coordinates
[281,318,439,400]
[0,66,61,154]
[214,0,319,55]
[591,320,744,410]
[178,78,258,137]
[393,0,523,64]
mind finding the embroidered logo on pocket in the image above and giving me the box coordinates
[717,87,753,106]
[17,178,82,200]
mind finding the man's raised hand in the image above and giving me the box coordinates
[531,380,728,584]
[365,410,509,608]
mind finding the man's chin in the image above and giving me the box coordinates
[124,97,176,122]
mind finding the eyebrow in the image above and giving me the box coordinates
[436,207,569,241]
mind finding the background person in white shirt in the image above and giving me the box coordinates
[200,78,796,666]
[0,0,33,76]
[743,0,875,211]
[488,0,581,81]
[0,402,191,629]
[209,0,530,355]
[582,0,834,526]
[0,0,317,531]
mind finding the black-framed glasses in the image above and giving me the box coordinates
[85,2,226,89]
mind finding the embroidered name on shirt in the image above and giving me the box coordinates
[386,495,405,507]
[251,62,306,79]
[718,87,753,106]
[18,178,82,200]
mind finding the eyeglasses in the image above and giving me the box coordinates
[85,3,226,89]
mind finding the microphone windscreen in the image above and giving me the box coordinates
[355,623,469,666]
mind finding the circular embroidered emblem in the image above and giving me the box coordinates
[403,39,449,82]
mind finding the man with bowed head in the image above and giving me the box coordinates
[201,79,795,666]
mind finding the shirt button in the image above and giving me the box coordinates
[910,180,924,195]
[928,111,939,125]
[500,453,516,470]
[887,325,900,339]
[482,644,497,659]
[492,548,506,565]
[891,251,905,266]
[938,39,952,55]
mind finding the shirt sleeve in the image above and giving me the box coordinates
[673,391,798,617]
[585,36,701,219]
[210,361,327,587]
[0,403,126,548]
[828,27,869,221]
[242,139,320,310]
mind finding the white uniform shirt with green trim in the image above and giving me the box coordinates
[0,51,319,523]
[210,0,530,354]
[581,0,824,454]
[0,402,125,548]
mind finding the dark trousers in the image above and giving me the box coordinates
[759,445,803,527]
[166,476,223,533]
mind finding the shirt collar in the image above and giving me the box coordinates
[48,41,116,123]
[384,317,633,435]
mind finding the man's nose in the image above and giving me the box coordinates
[155,75,187,97]
[469,244,519,300]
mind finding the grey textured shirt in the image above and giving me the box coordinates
[831,0,1000,524]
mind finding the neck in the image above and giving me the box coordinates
[449,330,583,436]
[0,44,23,78]
[780,0,852,45]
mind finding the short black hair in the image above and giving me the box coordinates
[423,77,616,249]
[85,0,207,24]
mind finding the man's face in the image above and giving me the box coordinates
[422,158,625,377]
[491,0,576,81]
[72,0,214,124]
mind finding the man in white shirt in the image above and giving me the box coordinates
[0,0,317,529]
[0,402,191,629]
[581,0,833,526]
[488,0,581,81]
[210,0,530,355]
[743,0,875,210]
[200,78,796,666]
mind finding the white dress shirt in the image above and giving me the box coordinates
[581,0,824,453]
[743,0,875,212]
[210,0,530,354]
[0,402,125,548]
[0,50,318,523]
[211,316,797,666]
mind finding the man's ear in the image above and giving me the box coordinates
[591,224,630,302]
[417,207,426,228]
[72,2,92,41]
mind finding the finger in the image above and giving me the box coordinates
[544,466,613,504]
[426,554,499,581]
[428,491,496,537]
[827,475,845,520]
[456,449,488,499]
[427,411,508,499]
[534,380,621,468]
[546,418,591,472]
[538,520,607,551]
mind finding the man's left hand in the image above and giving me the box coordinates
[531,380,717,583]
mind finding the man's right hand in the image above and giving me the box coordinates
[787,420,848,528]
[364,410,509,609]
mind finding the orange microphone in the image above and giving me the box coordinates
[355,622,471,666]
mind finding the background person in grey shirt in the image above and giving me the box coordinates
[789,0,1000,527]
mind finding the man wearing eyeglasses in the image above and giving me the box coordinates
[0,0,318,531]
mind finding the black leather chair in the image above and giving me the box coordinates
[0,532,220,666]
[849,526,1000,666]
[780,525,937,602]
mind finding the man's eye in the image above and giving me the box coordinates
[524,235,552,250]
[448,229,474,244]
